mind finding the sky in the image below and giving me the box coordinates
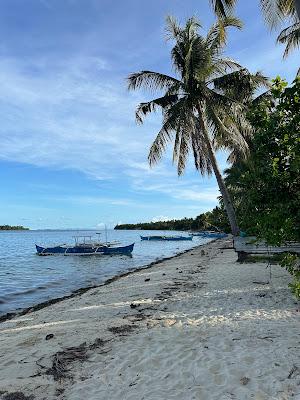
[0,0,298,229]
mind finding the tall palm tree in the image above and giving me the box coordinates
[127,17,268,236]
[211,0,300,56]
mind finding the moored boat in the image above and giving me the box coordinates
[141,235,193,241]
[36,235,134,256]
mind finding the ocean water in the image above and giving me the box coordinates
[0,229,212,316]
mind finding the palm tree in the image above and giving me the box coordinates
[277,20,300,57]
[211,0,299,21]
[127,17,268,236]
[210,0,300,56]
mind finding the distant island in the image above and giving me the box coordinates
[114,207,230,232]
[0,225,29,230]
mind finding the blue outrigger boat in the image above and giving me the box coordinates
[36,235,134,256]
[141,235,193,241]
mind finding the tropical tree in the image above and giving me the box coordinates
[210,0,300,56]
[211,0,299,21]
[127,16,268,236]
[277,20,300,57]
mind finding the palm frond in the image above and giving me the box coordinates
[191,121,213,175]
[213,69,270,103]
[135,94,179,124]
[127,71,181,92]
[251,89,273,106]
[209,57,242,79]
[148,118,176,167]
[165,15,201,41]
[277,21,300,57]
[148,97,188,167]
[260,0,296,29]
[209,0,237,18]
[206,16,243,54]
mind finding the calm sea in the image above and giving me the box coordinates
[0,229,212,316]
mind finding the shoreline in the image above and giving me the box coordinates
[0,239,216,324]
[1,237,299,400]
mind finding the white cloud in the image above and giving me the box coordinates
[151,215,173,222]
[0,55,157,181]
[133,180,220,203]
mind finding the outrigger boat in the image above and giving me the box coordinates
[36,235,134,256]
[141,235,193,241]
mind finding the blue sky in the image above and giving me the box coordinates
[0,0,298,229]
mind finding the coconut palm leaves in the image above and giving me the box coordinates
[210,0,237,18]
[127,16,269,235]
[211,0,298,21]
[277,21,300,56]
[210,0,300,56]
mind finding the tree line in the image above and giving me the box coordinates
[115,207,230,232]
[0,225,29,230]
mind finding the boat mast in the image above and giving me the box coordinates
[105,224,108,246]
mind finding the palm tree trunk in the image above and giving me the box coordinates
[197,106,240,236]
[295,0,300,20]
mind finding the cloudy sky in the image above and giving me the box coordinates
[0,0,298,229]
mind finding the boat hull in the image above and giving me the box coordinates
[36,243,134,256]
[140,236,193,241]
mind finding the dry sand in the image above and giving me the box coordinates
[0,238,299,400]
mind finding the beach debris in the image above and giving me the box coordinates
[252,281,269,285]
[240,377,250,385]
[144,278,150,282]
[257,335,278,342]
[45,334,54,341]
[88,338,108,350]
[1,392,34,400]
[108,325,137,336]
[287,365,300,379]
[55,388,65,397]
[46,343,88,380]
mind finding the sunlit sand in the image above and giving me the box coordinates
[0,239,299,399]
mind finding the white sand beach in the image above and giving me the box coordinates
[0,238,299,400]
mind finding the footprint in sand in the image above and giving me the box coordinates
[213,373,226,386]
[243,356,255,365]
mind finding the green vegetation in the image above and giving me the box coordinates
[224,77,300,297]
[128,16,267,236]
[225,77,300,244]
[0,225,29,230]
[115,206,230,232]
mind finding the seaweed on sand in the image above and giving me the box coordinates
[46,343,88,381]
[1,393,34,400]
[108,325,137,336]
[44,337,109,381]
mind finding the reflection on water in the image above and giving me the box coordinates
[0,229,211,315]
